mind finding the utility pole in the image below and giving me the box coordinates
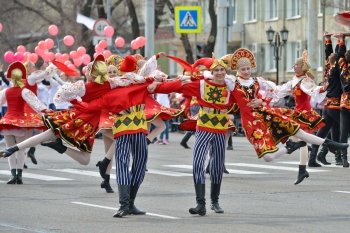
[145,0,155,58]
[216,0,228,57]
[307,0,318,79]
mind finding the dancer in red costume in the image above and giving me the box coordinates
[0,62,48,184]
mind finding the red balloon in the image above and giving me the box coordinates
[0,23,3,33]
[114,37,125,48]
[45,38,55,49]
[104,26,115,37]
[38,40,47,50]
[48,24,59,36]
[77,46,86,55]
[17,45,26,53]
[63,35,75,46]
[29,53,38,63]
[4,51,15,63]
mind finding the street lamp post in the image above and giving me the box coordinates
[266,26,289,84]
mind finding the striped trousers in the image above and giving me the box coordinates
[115,132,148,186]
[193,130,226,184]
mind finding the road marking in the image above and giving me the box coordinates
[72,201,180,219]
[225,163,327,173]
[0,222,51,233]
[333,190,350,194]
[49,168,116,179]
[278,161,338,167]
[163,165,269,175]
[147,169,192,177]
[0,170,72,181]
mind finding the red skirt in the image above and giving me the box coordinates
[0,112,45,131]
[42,109,100,152]
[145,97,183,122]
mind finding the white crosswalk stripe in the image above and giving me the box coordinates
[49,168,116,179]
[226,163,327,173]
[0,170,72,181]
[163,165,269,175]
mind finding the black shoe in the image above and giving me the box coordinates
[129,205,146,215]
[16,169,23,184]
[113,185,130,218]
[0,145,19,158]
[317,147,331,165]
[146,138,152,145]
[205,164,209,174]
[23,163,28,169]
[189,204,206,216]
[308,160,322,167]
[96,158,111,179]
[342,154,349,168]
[180,141,191,149]
[27,147,37,165]
[41,138,67,154]
[285,140,307,154]
[223,167,229,174]
[226,145,233,150]
[323,139,349,151]
[294,165,309,185]
[7,169,17,184]
[101,175,114,193]
[189,184,206,216]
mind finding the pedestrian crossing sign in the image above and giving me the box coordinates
[175,6,202,34]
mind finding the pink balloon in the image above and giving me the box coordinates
[98,40,108,49]
[48,24,59,36]
[38,40,47,50]
[73,58,83,67]
[95,44,104,53]
[104,26,115,37]
[82,66,88,75]
[14,52,24,62]
[77,46,86,55]
[23,52,30,60]
[41,52,50,62]
[17,45,26,53]
[62,53,70,61]
[0,23,3,32]
[63,35,75,46]
[55,52,63,60]
[45,38,55,49]
[64,60,71,66]
[130,40,139,50]
[34,46,44,56]
[136,36,146,47]
[114,37,125,48]
[67,64,76,70]
[29,53,38,63]
[4,51,15,63]
[69,51,78,59]
[102,50,112,59]
[82,54,91,65]
[47,52,55,61]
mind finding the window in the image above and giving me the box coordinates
[265,44,276,71]
[287,41,302,71]
[247,0,257,21]
[266,0,278,20]
[288,0,301,18]
[318,0,323,16]
[229,0,237,24]
[334,0,348,14]
[318,40,323,69]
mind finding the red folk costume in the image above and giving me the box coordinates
[43,55,146,152]
[0,62,46,134]
[228,49,303,157]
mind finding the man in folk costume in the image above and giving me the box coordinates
[309,34,344,167]
[148,57,237,216]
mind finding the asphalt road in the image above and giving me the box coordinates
[0,132,349,233]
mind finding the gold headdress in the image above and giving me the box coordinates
[295,49,312,74]
[230,48,256,71]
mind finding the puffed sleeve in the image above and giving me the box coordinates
[54,80,85,103]
[21,88,47,113]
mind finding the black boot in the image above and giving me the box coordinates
[41,138,67,154]
[146,138,152,145]
[316,146,331,165]
[189,184,206,216]
[113,185,130,218]
[285,140,307,154]
[16,169,23,184]
[227,135,233,150]
[294,165,309,185]
[7,169,17,184]
[27,147,37,165]
[309,146,322,167]
[322,138,349,152]
[129,185,146,215]
[96,157,111,179]
[180,132,192,149]
[342,151,349,168]
[210,183,224,213]
[0,145,19,158]
[101,175,114,193]
[223,165,229,174]
[335,151,343,165]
